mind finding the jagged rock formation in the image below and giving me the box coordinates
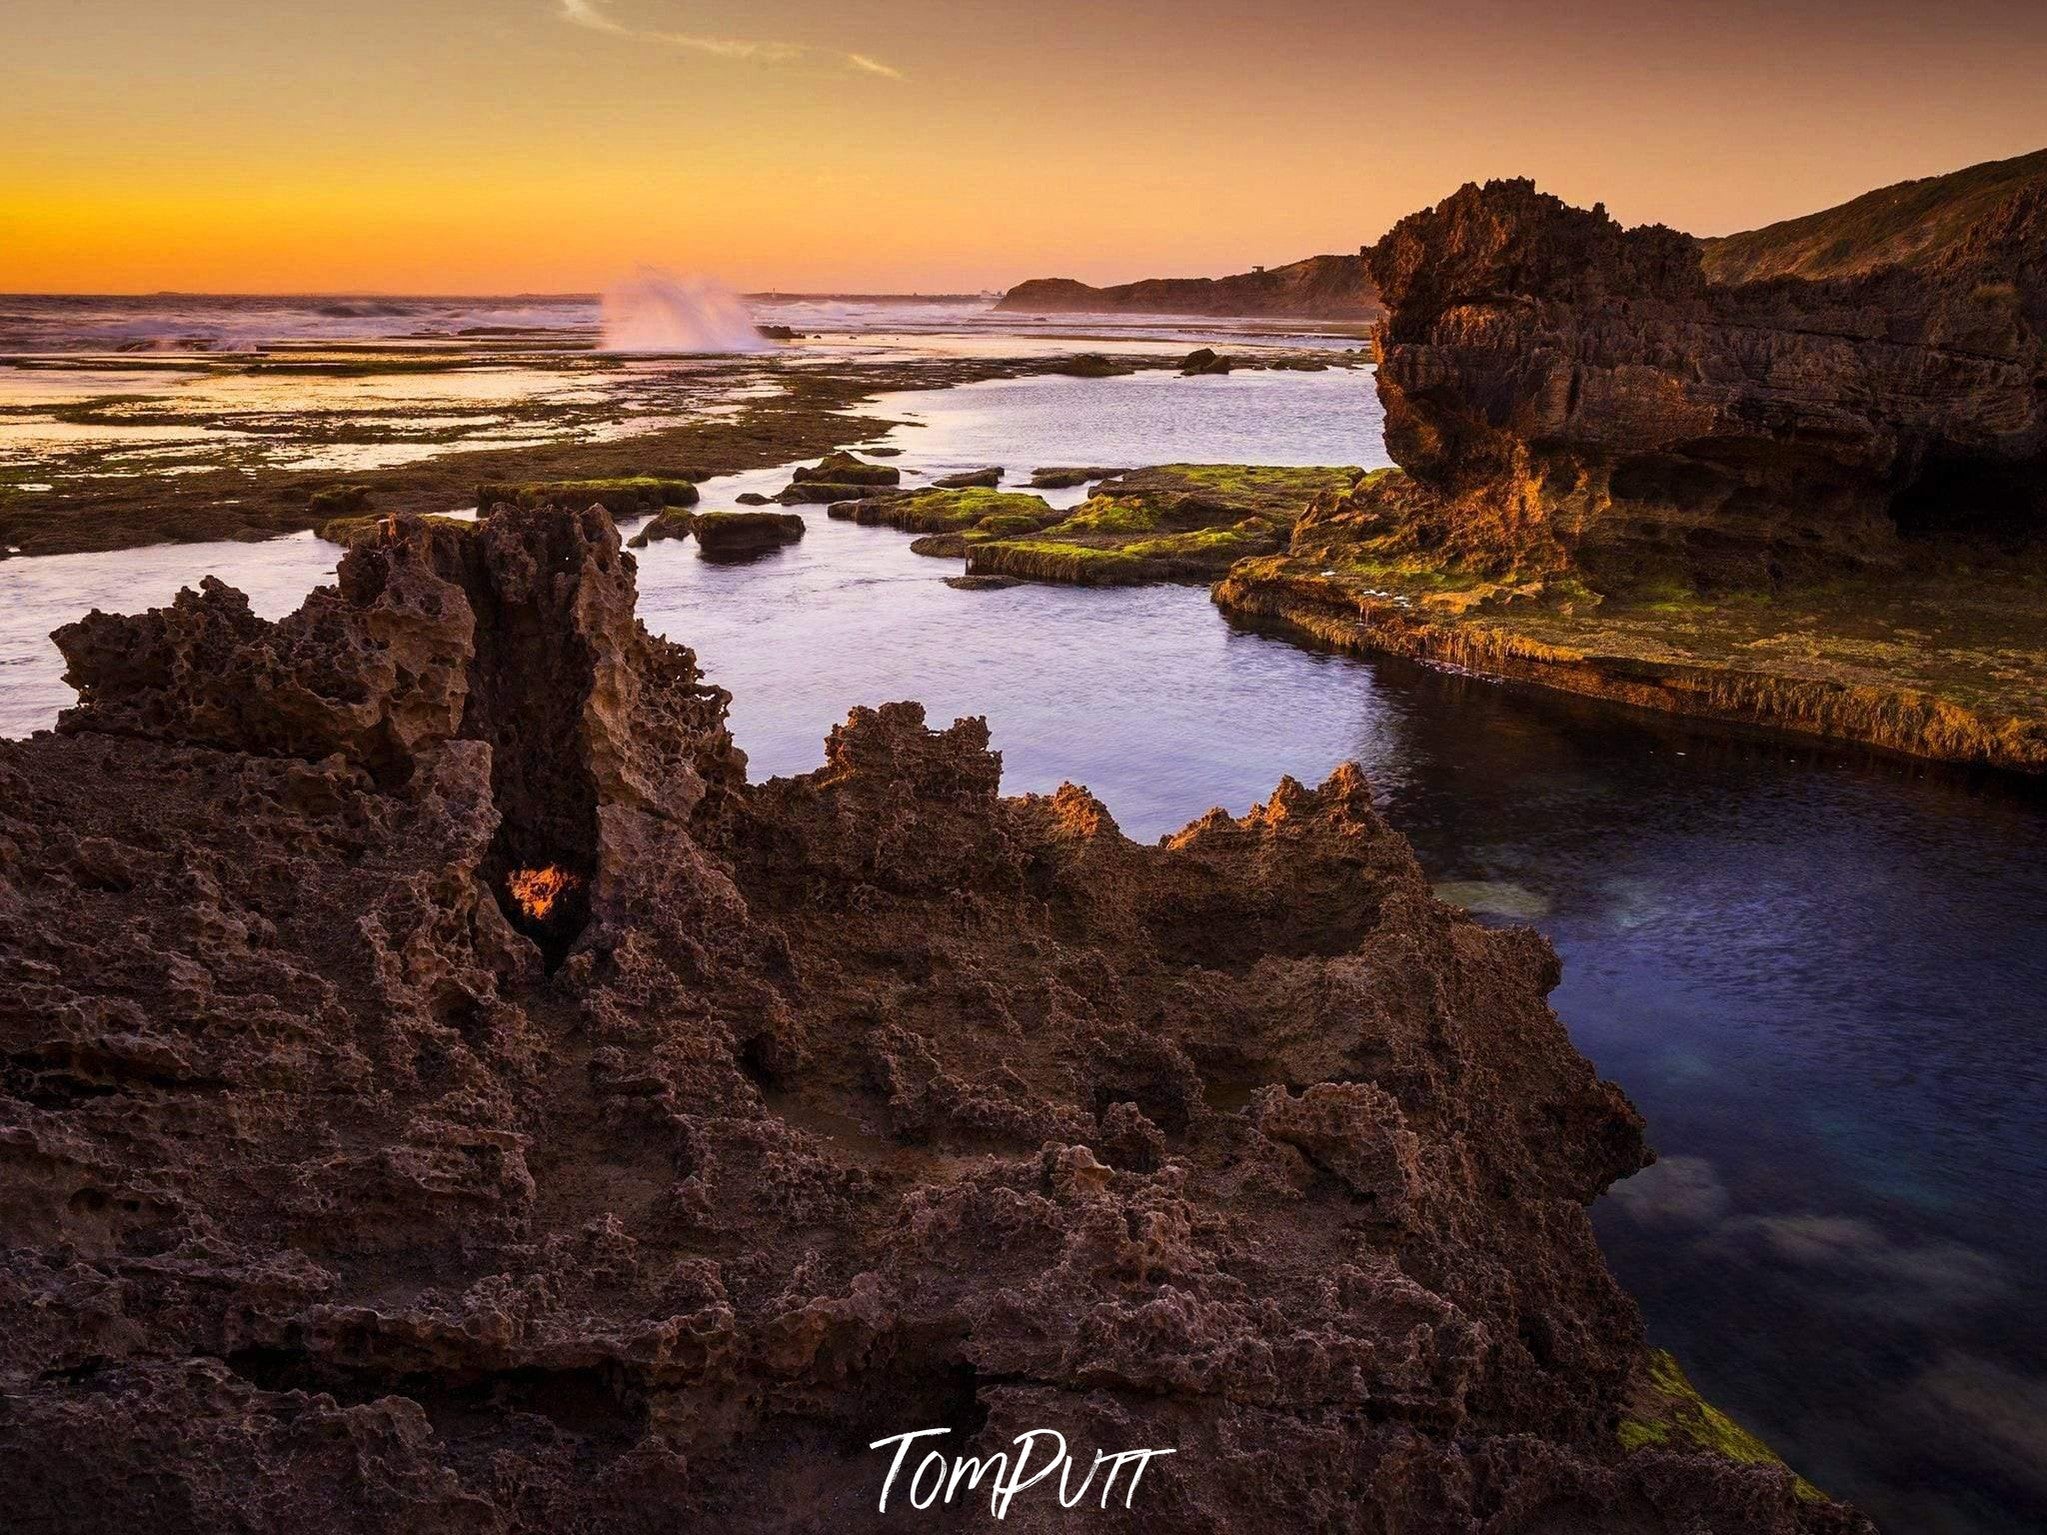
[999,253,1381,320]
[1214,156,2047,772]
[1367,163,2047,590]
[0,508,1868,1530]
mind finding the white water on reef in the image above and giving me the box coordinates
[599,269,767,354]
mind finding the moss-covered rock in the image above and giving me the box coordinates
[957,463,1357,586]
[909,533,969,559]
[1620,1350,1827,1504]
[827,487,1060,535]
[478,477,698,519]
[946,573,1023,590]
[790,451,899,488]
[691,510,806,560]
[308,484,374,518]
[964,541,1150,586]
[626,509,697,548]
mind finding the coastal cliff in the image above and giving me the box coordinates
[0,506,1864,1531]
[998,253,1381,320]
[1216,151,2047,769]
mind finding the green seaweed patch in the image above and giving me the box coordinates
[308,484,374,517]
[1619,1350,1826,1504]
[835,488,1058,534]
[480,477,699,517]
[1123,524,1278,562]
[966,540,1150,586]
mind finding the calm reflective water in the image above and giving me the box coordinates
[2,363,2041,1532]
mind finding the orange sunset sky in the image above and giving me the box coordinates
[6,0,2047,294]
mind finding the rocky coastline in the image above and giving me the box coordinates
[1214,152,2047,772]
[0,504,1869,1530]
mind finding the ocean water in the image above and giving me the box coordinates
[1,309,2042,1531]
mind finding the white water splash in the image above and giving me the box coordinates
[600,268,767,354]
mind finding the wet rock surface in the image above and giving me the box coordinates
[0,508,1868,1531]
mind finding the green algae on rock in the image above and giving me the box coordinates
[828,486,1062,536]
[1212,467,2047,772]
[625,508,697,548]
[691,509,806,559]
[480,476,699,519]
[791,450,900,488]
[1621,1350,1827,1504]
[963,463,1358,586]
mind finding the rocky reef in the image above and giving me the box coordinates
[0,506,1866,1530]
[1216,153,2047,770]
[964,464,1357,587]
[999,254,1381,321]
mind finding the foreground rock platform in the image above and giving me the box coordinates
[0,508,1868,1530]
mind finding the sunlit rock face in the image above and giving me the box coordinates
[0,508,1868,1531]
[1366,174,2047,592]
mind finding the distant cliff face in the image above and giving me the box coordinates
[998,253,1380,320]
[1364,159,2047,590]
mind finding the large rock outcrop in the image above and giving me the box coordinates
[0,508,1866,1530]
[1366,161,2047,591]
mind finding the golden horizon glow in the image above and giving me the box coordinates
[6,0,2047,294]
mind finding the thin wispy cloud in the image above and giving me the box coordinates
[845,53,905,81]
[556,1,903,79]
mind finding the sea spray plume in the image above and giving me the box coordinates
[599,268,767,353]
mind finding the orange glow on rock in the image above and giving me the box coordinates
[507,865,578,922]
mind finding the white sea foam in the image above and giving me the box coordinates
[599,269,766,354]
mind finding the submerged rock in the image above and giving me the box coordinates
[1047,352,1134,377]
[734,491,772,505]
[1180,347,1233,376]
[931,467,1003,488]
[0,506,1867,1531]
[1027,465,1131,489]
